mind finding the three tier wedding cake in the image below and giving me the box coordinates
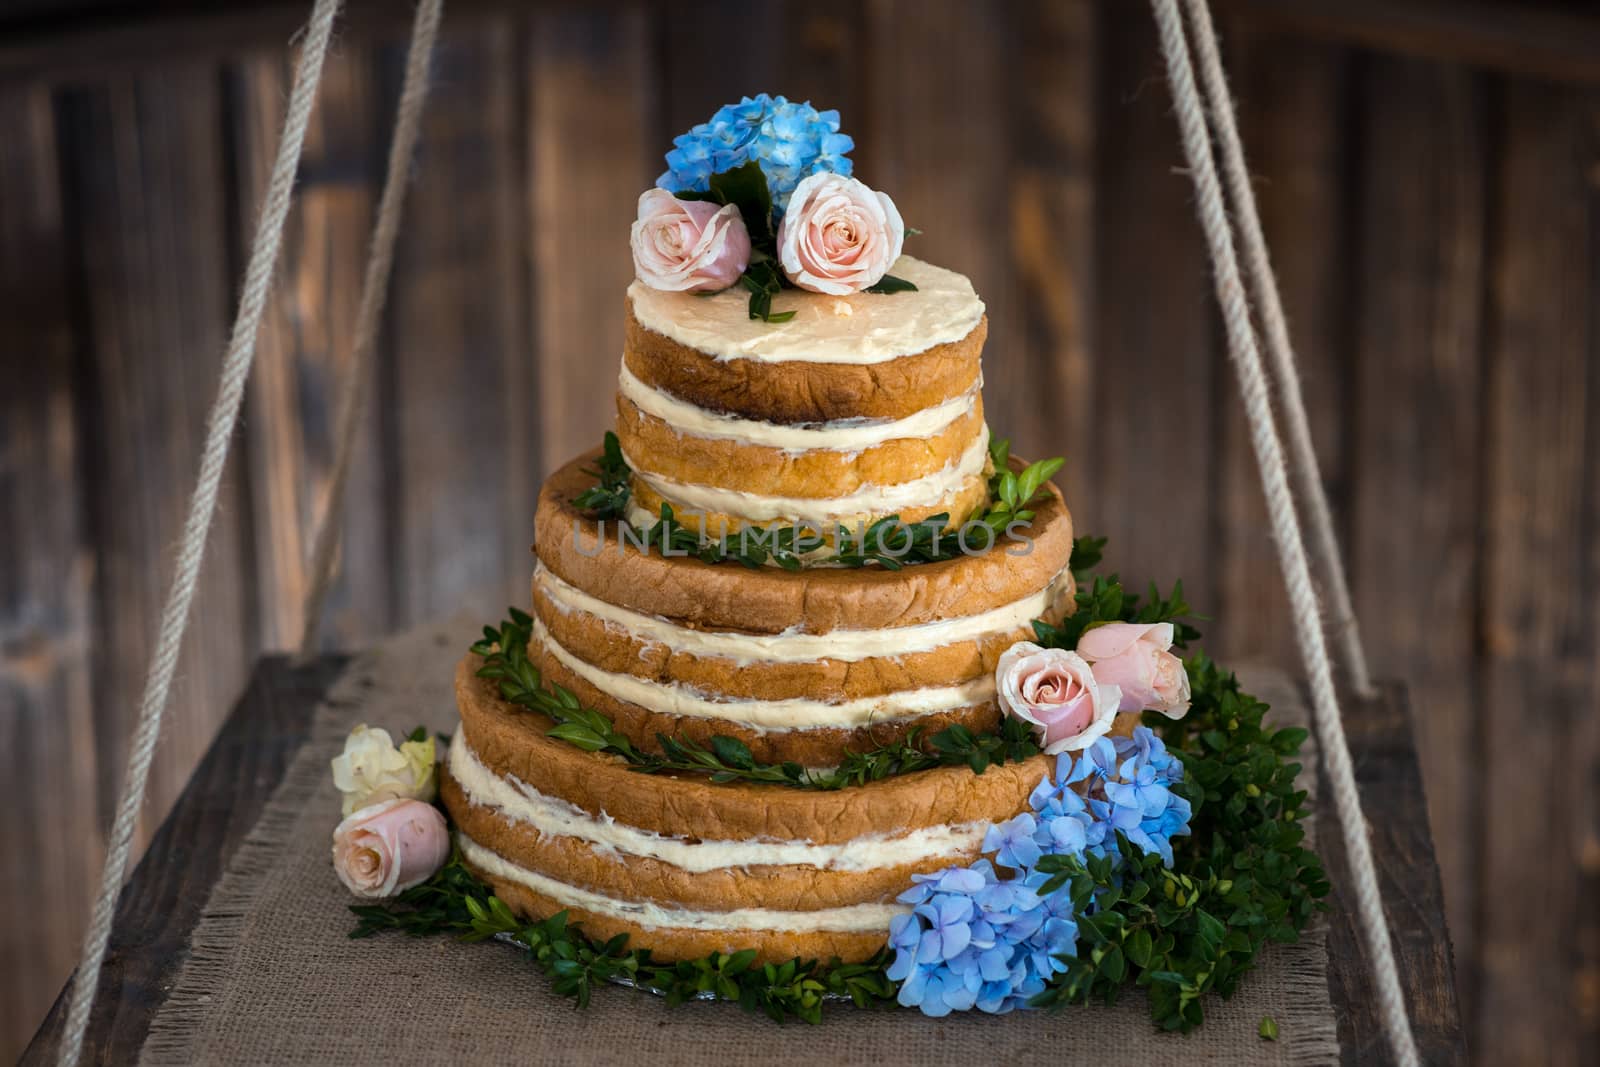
[433,97,1134,965]
[335,96,1322,1028]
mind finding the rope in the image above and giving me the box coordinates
[298,0,443,655]
[54,3,344,1064]
[1179,0,1373,696]
[1148,2,1419,1064]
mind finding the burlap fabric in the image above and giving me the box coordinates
[139,619,1340,1065]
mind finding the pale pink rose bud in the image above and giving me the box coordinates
[630,188,750,292]
[776,173,904,295]
[332,798,450,899]
[995,642,1122,755]
[1076,621,1192,719]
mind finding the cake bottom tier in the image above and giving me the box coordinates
[442,657,1138,963]
[457,834,898,965]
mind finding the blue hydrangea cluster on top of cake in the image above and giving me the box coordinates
[656,93,854,210]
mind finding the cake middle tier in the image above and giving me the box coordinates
[535,450,1075,766]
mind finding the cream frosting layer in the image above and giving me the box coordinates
[623,425,990,525]
[459,833,908,932]
[618,360,981,452]
[627,255,985,365]
[535,561,1072,665]
[449,738,986,873]
[532,615,995,731]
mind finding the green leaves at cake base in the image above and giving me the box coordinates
[359,644,1323,1033]
[351,849,896,1022]
[1025,654,1328,1031]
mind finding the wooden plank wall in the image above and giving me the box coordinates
[0,2,1595,1061]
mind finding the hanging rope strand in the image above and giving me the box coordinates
[56,2,344,1064]
[1147,2,1419,1064]
[298,0,444,655]
[1179,0,1373,696]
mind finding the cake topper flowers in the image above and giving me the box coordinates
[630,189,751,292]
[777,173,906,296]
[634,93,916,322]
[657,93,853,210]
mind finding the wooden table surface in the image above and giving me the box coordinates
[22,656,1467,1065]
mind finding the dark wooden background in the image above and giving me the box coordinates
[1,0,1597,1062]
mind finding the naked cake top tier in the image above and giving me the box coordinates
[618,256,993,536]
[616,100,1003,538]
[626,254,984,368]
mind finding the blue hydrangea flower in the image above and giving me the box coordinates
[657,94,855,212]
[1020,869,1081,981]
[887,726,1191,1016]
[1121,724,1181,775]
[1099,728,1192,866]
[973,875,1042,931]
[887,909,921,961]
[1107,757,1173,819]
[1129,791,1193,866]
[984,812,1043,871]
[1065,735,1121,787]
[915,893,975,961]
[894,955,979,1017]
[1030,755,1112,857]
[888,859,1078,1017]
[898,864,990,906]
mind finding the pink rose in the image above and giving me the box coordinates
[1076,622,1191,719]
[776,173,904,294]
[332,797,450,899]
[630,188,751,292]
[995,642,1122,754]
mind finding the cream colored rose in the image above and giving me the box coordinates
[995,642,1122,755]
[631,188,751,292]
[331,724,437,817]
[1076,622,1192,719]
[776,173,904,294]
[332,798,450,899]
